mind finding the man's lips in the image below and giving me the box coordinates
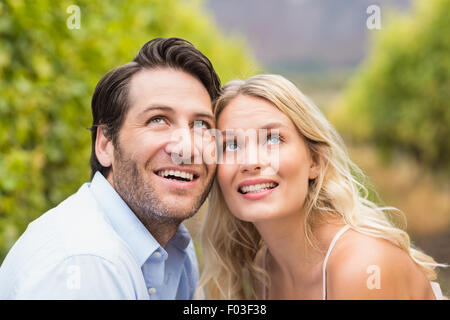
[154,166,200,181]
[153,166,201,189]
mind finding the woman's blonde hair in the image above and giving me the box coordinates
[196,74,445,299]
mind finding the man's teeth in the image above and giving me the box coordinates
[157,170,194,181]
[240,182,277,194]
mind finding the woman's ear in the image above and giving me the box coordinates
[95,125,115,168]
[308,153,321,180]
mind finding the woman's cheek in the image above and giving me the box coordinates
[217,164,235,197]
[279,148,310,196]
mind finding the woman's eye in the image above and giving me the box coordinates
[224,140,239,151]
[193,120,210,129]
[267,134,281,145]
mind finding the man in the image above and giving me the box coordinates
[0,38,221,299]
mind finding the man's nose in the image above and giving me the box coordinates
[164,127,201,165]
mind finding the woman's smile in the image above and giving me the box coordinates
[237,178,279,200]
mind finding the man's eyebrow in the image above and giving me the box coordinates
[194,112,215,122]
[138,105,214,122]
[138,104,174,117]
[220,122,284,135]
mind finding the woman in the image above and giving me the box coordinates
[197,74,446,299]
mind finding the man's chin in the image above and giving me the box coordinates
[153,209,196,223]
[157,201,200,220]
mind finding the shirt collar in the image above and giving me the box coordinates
[89,171,192,265]
[170,223,191,250]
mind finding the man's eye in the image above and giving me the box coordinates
[148,117,166,125]
[224,140,239,151]
[193,120,210,129]
[267,134,281,145]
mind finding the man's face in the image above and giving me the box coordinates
[108,67,216,223]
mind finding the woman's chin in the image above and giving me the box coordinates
[232,209,279,224]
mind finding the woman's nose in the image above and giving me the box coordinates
[240,162,262,173]
[239,142,270,173]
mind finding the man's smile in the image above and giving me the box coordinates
[154,166,200,182]
[152,166,203,191]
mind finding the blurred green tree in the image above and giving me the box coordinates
[330,0,449,174]
[0,0,258,261]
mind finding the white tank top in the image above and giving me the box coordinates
[321,225,445,300]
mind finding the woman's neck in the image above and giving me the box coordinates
[254,212,344,286]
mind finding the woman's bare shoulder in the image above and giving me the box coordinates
[325,228,435,299]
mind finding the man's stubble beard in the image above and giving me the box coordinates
[112,143,214,230]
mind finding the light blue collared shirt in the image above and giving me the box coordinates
[0,172,199,299]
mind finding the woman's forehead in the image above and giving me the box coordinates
[217,95,294,130]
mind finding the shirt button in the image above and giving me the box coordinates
[153,252,162,258]
[148,287,157,295]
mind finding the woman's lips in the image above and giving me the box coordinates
[240,185,277,200]
[237,178,279,201]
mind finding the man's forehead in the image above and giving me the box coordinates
[129,68,205,93]
[127,68,213,116]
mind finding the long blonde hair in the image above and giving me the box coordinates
[197,74,445,299]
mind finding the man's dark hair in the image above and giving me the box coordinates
[89,37,221,178]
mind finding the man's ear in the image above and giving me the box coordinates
[95,126,115,168]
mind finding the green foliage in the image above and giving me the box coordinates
[330,0,450,173]
[0,0,258,261]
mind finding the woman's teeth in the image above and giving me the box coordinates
[239,182,277,194]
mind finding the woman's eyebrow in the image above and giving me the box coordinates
[220,122,284,135]
[259,122,284,130]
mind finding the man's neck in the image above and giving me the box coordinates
[106,172,181,248]
[134,211,181,248]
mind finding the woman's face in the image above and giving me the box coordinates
[217,94,320,223]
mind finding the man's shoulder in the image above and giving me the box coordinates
[3,183,136,273]
[0,183,150,299]
[55,183,136,258]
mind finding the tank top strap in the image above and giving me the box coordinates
[430,281,444,300]
[322,225,351,300]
